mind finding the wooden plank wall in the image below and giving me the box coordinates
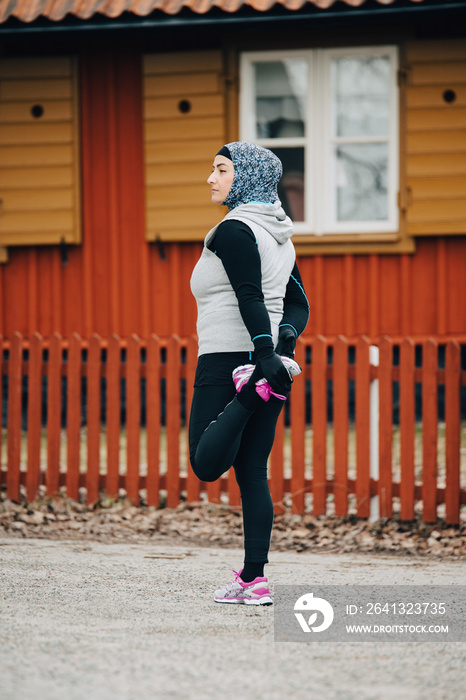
[143,51,227,242]
[0,56,81,246]
[406,39,466,236]
[2,239,465,340]
[0,46,465,341]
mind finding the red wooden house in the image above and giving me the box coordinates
[0,0,465,522]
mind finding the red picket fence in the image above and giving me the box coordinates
[1,332,465,524]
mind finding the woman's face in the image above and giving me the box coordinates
[207,155,234,205]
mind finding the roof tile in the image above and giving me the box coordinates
[0,0,427,24]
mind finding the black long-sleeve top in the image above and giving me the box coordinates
[208,219,309,354]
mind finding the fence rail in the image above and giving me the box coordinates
[1,332,465,524]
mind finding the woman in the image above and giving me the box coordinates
[189,141,309,605]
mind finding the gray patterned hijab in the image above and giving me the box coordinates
[218,141,282,211]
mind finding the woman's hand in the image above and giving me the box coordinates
[275,327,297,358]
[258,350,292,394]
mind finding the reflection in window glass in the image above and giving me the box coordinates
[272,147,305,222]
[336,143,388,221]
[333,56,390,138]
[242,47,398,233]
[255,60,307,138]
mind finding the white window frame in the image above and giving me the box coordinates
[240,46,399,237]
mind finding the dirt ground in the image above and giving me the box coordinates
[1,495,465,559]
[1,496,466,700]
[1,535,466,700]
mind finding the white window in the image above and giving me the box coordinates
[240,46,399,236]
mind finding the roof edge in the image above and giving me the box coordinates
[0,0,465,33]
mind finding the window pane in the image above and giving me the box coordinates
[336,143,388,222]
[333,55,390,138]
[271,147,305,222]
[255,60,307,138]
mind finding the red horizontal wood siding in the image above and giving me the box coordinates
[0,52,465,342]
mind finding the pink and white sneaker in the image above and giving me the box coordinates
[254,356,302,401]
[232,357,301,395]
[232,364,255,393]
[214,570,273,606]
[232,365,285,402]
[280,356,302,378]
[232,356,302,403]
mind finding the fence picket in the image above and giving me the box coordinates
[291,338,306,513]
[422,339,438,522]
[67,333,81,501]
[0,335,2,487]
[445,340,461,524]
[26,333,42,502]
[227,460,241,508]
[46,333,62,497]
[312,336,327,515]
[271,408,285,513]
[400,338,415,520]
[334,336,349,516]
[106,334,121,498]
[355,336,371,518]
[185,335,201,504]
[205,357,222,505]
[378,337,393,518]
[126,335,141,503]
[206,470,222,505]
[0,335,2,485]
[86,334,101,503]
[166,335,181,508]
[7,332,22,501]
[146,335,161,507]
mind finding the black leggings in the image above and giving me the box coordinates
[188,384,284,564]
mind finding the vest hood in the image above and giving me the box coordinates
[225,201,294,245]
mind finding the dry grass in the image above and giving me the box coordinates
[2,422,465,487]
[2,422,465,520]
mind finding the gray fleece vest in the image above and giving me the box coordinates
[190,203,295,356]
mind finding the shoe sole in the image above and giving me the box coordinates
[214,595,273,605]
[214,597,273,605]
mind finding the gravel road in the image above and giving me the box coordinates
[1,537,465,700]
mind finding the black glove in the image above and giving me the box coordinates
[257,349,292,394]
[275,326,297,359]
